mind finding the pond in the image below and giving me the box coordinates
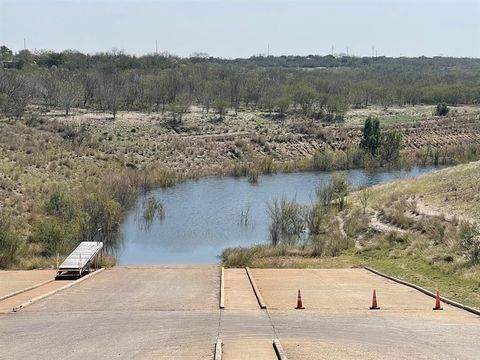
[118,165,441,265]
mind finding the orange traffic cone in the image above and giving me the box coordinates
[295,289,305,309]
[369,289,380,310]
[433,290,443,310]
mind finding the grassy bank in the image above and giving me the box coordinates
[354,249,480,309]
[357,160,480,220]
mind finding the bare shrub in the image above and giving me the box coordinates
[359,187,371,215]
[460,223,480,264]
[315,174,349,210]
[344,207,370,237]
[267,198,308,246]
[316,180,335,207]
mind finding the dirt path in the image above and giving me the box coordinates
[369,211,407,234]
[415,198,474,224]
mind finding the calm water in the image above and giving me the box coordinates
[118,166,440,264]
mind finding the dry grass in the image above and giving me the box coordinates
[345,104,480,126]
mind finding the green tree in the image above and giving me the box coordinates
[213,97,229,118]
[16,49,33,67]
[32,218,71,256]
[435,103,449,116]
[324,94,348,122]
[0,45,13,60]
[276,96,290,117]
[379,131,402,166]
[291,82,316,115]
[360,116,381,156]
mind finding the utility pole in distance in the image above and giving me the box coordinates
[155,40,158,54]
[23,38,26,50]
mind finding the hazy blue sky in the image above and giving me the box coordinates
[1,0,478,58]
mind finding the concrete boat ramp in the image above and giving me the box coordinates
[0,266,479,359]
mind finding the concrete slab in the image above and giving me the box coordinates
[0,270,55,298]
[251,268,476,320]
[224,269,259,310]
[282,340,423,360]
[24,266,220,312]
[0,310,218,359]
[220,310,276,340]
[0,280,74,313]
[271,311,480,359]
[223,339,277,360]
[0,266,222,359]
[2,266,478,359]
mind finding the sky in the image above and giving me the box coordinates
[0,0,479,58]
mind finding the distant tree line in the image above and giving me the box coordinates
[1,46,479,120]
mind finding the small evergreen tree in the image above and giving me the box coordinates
[360,116,381,156]
[435,103,449,116]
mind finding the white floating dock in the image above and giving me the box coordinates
[57,242,103,278]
